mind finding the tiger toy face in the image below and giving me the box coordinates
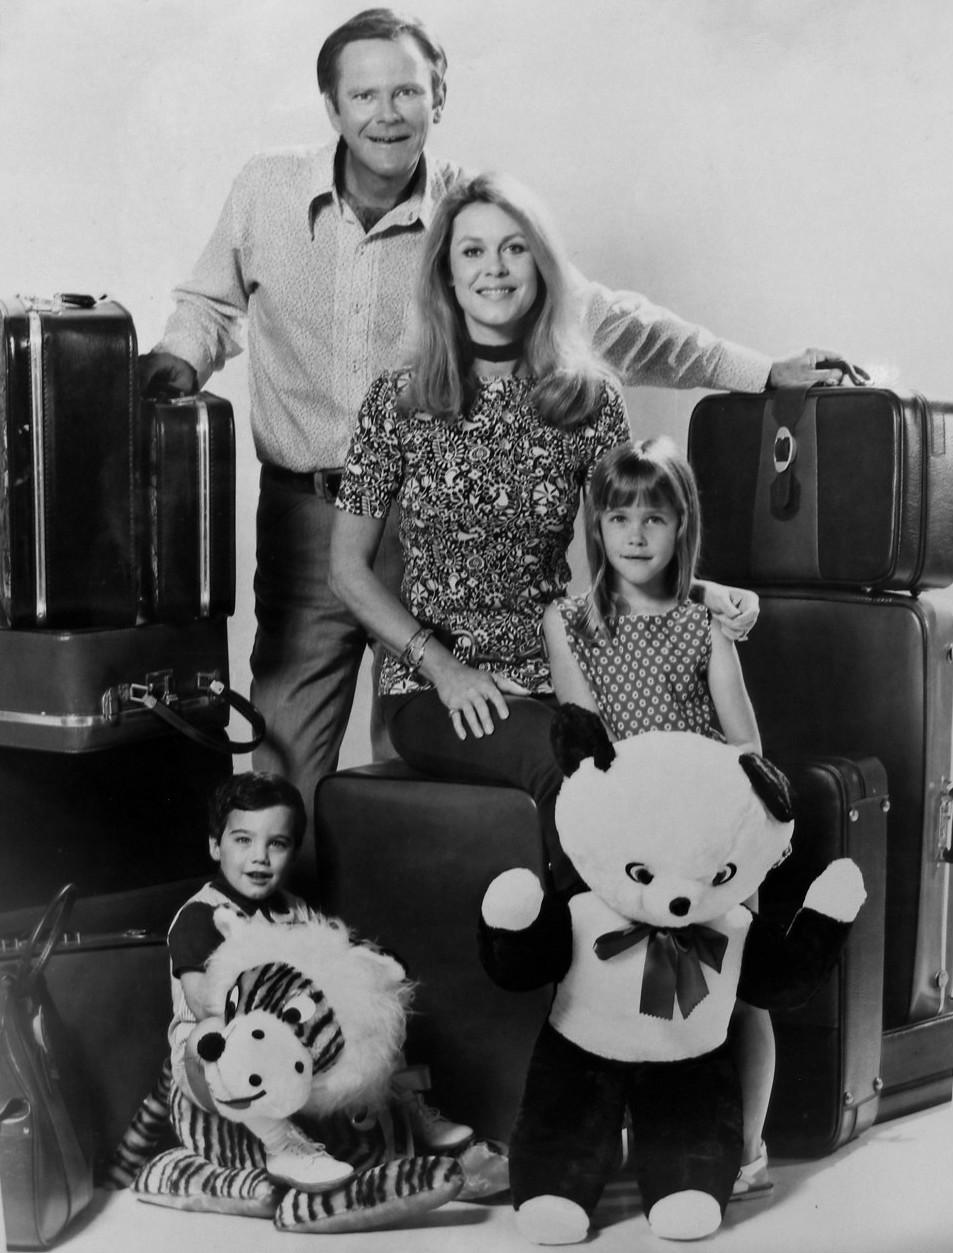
[197,962,347,1120]
[200,909,414,1118]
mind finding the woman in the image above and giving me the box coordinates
[330,171,755,888]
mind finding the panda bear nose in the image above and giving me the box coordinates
[669,897,691,917]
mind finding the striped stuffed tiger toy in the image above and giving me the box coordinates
[124,908,465,1232]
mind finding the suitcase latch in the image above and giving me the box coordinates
[196,672,225,703]
[937,782,953,864]
[101,672,177,721]
[772,426,797,474]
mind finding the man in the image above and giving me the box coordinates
[139,7,846,846]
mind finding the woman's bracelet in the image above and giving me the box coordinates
[398,626,434,675]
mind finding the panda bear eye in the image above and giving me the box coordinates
[625,862,654,885]
[712,863,737,886]
[224,984,240,1023]
[281,993,318,1026]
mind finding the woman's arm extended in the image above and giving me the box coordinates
[329,509,512,740]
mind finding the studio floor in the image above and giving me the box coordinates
[33,1098,951,1253]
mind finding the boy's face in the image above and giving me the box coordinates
[209,805,297,901]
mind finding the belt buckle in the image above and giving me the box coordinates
[316,469,342,500]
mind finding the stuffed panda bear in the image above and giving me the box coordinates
[479,706,866,1244]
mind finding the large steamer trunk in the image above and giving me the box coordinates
[740,589,953,1121]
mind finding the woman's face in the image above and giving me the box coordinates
[447,202,539,345]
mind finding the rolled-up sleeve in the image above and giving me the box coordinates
[155,170,253,385]
[576,271,772,394]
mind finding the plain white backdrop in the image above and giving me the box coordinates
[2,0,952,766]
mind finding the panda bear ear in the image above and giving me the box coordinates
[739,753,795,822]
[551,703,616,776]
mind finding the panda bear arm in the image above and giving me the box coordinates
[738,907,853,1010]
[478,890,574,991]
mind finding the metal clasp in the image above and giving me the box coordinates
[938,780,953,865]
[196,672,225,701]
[773,425,797,474]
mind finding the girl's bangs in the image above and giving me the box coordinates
[602,465,676,514]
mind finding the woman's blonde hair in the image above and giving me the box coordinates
[576,437,701,641]
[402,171,614,429]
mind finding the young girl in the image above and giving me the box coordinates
[542,436,772,1199]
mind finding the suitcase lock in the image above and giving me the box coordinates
[772,426,797,474]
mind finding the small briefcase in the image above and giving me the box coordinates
[142,392,236,623]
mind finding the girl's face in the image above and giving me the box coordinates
[447,201,539,344]
[599,498,679,602]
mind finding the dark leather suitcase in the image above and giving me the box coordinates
[315,760,551,1144]
[0,617,262,754]
[739,589,953,1119]
[687,388,953,592]
[0,293,139,628]
[759,754,889,1157]
[0,880,204,1181]
[143,393,236,622]
[0,736,229,912]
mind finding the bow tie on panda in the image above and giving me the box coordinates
[593,921,729,1020]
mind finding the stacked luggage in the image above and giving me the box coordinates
[0,294,258,1233]
[688,383,953,1155]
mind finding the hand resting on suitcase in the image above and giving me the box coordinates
[139,350,199,399]
[767,347,867,390]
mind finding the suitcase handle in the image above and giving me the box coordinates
[13,884,77,996]
[140,679,265,755]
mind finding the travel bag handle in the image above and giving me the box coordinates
[140,679,266,755]
[13,884,77,997]
[765,359,872,519]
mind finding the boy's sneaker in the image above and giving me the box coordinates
[392,1065,474,1151]
[265,1128,355,1193]
[730,1142,773,1201]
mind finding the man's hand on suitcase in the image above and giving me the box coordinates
[138,351,199,399]
[767,349,870,390]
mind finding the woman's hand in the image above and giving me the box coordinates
[702,582,760,642]
[434,661,524,740]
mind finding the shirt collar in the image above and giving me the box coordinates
[210,872,289,918]
[308,139,436,233]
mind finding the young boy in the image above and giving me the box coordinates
[167,770,472,1192]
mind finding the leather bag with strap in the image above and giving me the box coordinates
[0,885,93,1249]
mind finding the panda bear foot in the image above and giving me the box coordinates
[516,1195,590,1244]
[648,1190,722,1240]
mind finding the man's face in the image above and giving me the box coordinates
[325,35,444,188]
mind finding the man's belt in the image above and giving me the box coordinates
[262,463,342,498]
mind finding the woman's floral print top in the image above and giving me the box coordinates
[336,371,630,695]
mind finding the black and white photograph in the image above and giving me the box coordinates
[0,2,951,1250]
